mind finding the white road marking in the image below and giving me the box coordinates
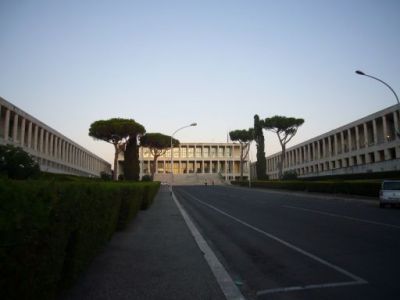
[257,280,366,296]
[178,189,368,295]
[172,191,246,300]
[284,205,400,230]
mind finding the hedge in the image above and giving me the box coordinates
[232,180,381,197]
[0,180,160,300]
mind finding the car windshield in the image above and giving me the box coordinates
[382,181,400,190]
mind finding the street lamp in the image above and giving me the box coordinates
[356,70,400,139]
[170,123,197,190]
[355,70,399,105]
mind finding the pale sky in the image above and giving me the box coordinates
[1,0,399,166]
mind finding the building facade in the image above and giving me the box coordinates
[118,142,250,181]
[266,105,400,179]
[0,97,111,177]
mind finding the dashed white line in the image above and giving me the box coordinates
[178,189,368,295]
[284,205,400,230]
[257,280,366,296]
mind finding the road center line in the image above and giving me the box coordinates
[179,189,368,285]
[283,205,400,230]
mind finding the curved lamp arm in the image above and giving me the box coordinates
[355,70,399,105]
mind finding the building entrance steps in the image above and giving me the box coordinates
[60,185,226,300]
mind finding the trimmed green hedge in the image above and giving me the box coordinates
[233,180,381,197]
[0,180,160,300]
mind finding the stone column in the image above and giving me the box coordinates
[39,128,45,153]
[372,119,378,145]
[340,131,345,154]
[59,138,63,162]
[34,125,39,151]
[394,111,399,140]
[328,137,332,157]
[59,139,63,160]
[355,126,360,150]
[45,131,49,155]
[363,123,369,147]
[347,129,352,152]
[12,114,18,142]
[382,115,388,142]
[49,134,54,157]
[20,118,26,146]
[4,109,10,142]
[334,134,338,156]
[67,144,71,163]
[27,121,32,148]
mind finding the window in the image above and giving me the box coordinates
[203,147,209,158]
[211,147,217,157]
[218,147,224,157]
[188,147,194,158]
[181,147,187,158]
[226,147,232,157]
[195,147,202,158]
[173,148,179,158]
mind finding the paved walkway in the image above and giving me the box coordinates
[60,185,226,300]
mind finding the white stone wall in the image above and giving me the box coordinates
[266,105,400,179]
[0,97,111,177]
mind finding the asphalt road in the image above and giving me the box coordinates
[173,185,400,300]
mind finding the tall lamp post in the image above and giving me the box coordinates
[355,70,399,105]
[356,70,400,138]
[170,123,197,190]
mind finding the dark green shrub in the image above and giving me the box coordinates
[0,179,161,300]
[282,170,298,180]
[141,175,153,182]
[0,144,40,179]
[100,171,112,181]
[141,182,161,210]
[116,183,144,230]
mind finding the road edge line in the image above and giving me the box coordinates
[172,191,246,300]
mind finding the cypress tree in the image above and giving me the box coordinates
[124,136,140,181]
[254,115,267,179]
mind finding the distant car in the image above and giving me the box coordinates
[379,180,400,208]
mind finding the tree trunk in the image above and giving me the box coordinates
[151,156,158,180]
[113,144,119,181]
[279,145,286,179]
[240,143,244,181]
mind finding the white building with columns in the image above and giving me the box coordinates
[266,105,400,179]
[0,97,111,177]
[118,142,250,181]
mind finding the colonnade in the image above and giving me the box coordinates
[266,105,400,179]
[0,97,111,177]
[138,143,247,180]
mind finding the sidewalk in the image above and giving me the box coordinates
[60,185,226,300]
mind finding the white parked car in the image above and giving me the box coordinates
[379,180,400,208]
